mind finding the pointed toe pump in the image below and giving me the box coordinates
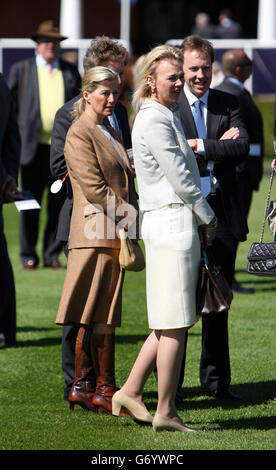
[112,391,153,425]
[152,414,198,432]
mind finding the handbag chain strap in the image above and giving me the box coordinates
[260,169,275,243]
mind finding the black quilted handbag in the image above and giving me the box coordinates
[247,169,276,276]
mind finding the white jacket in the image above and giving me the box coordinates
[132,99,214,226]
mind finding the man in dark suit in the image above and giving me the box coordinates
[50,36,131,404]
[215,9,243,39]
[0,73,22,348]
[177,35,249,400]
[192,12,216,39]
[8,20,81,270]
[216,49,264,293]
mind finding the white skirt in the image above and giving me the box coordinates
[142,204,201,330]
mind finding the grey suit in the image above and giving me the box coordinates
[0,73,21,346]
[8,57,81,267]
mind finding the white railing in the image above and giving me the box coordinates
[1,38,276,96]
[0,38,128,78]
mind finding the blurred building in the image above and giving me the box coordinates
[3,0,275,98]
[0,0,259,55]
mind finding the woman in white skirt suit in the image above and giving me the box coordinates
[112,46,216,432]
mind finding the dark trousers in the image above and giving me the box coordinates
[237,177,254,221]
[19,144,65,266]
[60,243,80,401]
[0,207,16,346]
[232,171,254,282]
[62,324,79,400]
[179,191,238,393]
[199,219,238,392]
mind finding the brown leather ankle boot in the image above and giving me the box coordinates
[69,327,97,412]
[91,332,128,416]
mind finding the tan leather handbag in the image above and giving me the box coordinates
[118,229,145,272]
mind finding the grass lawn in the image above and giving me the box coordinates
[0,167,275,453]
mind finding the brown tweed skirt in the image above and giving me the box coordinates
[56,247,124,328]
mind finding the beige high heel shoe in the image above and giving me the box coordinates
[112,390,153,425]
[152,414,198,432]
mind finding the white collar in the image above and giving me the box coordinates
[184,84,209,107]
[142,98,178,116]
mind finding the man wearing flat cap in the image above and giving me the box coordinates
[8,20,81,270]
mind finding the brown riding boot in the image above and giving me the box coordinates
[91,332,128,416]
[69,327,97,412]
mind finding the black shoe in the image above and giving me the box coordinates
[207,388,241,400]
[232,281,254,294]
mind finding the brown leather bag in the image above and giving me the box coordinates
[196,248,233,316]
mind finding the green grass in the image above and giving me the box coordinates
[0,171,276,451]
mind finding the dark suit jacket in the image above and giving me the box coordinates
[178,88,249,241]
[216,77,263,190]
[7,56,81,165]
[0,73,20,335]
[50,94,132,242]
[0,73,21,187]
[215,20,243,39]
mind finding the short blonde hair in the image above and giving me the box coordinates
[132,45,183,114]
[72,66,118,121]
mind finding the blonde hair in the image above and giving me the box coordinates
[72,66,118,121]
[132,45,183,114]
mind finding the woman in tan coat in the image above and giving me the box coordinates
[56,66,139,414]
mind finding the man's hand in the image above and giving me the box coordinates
[0,176,23,203]
[220,127,239,140]
[271,158,276,172]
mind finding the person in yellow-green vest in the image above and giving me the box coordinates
[8,20,81,270]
